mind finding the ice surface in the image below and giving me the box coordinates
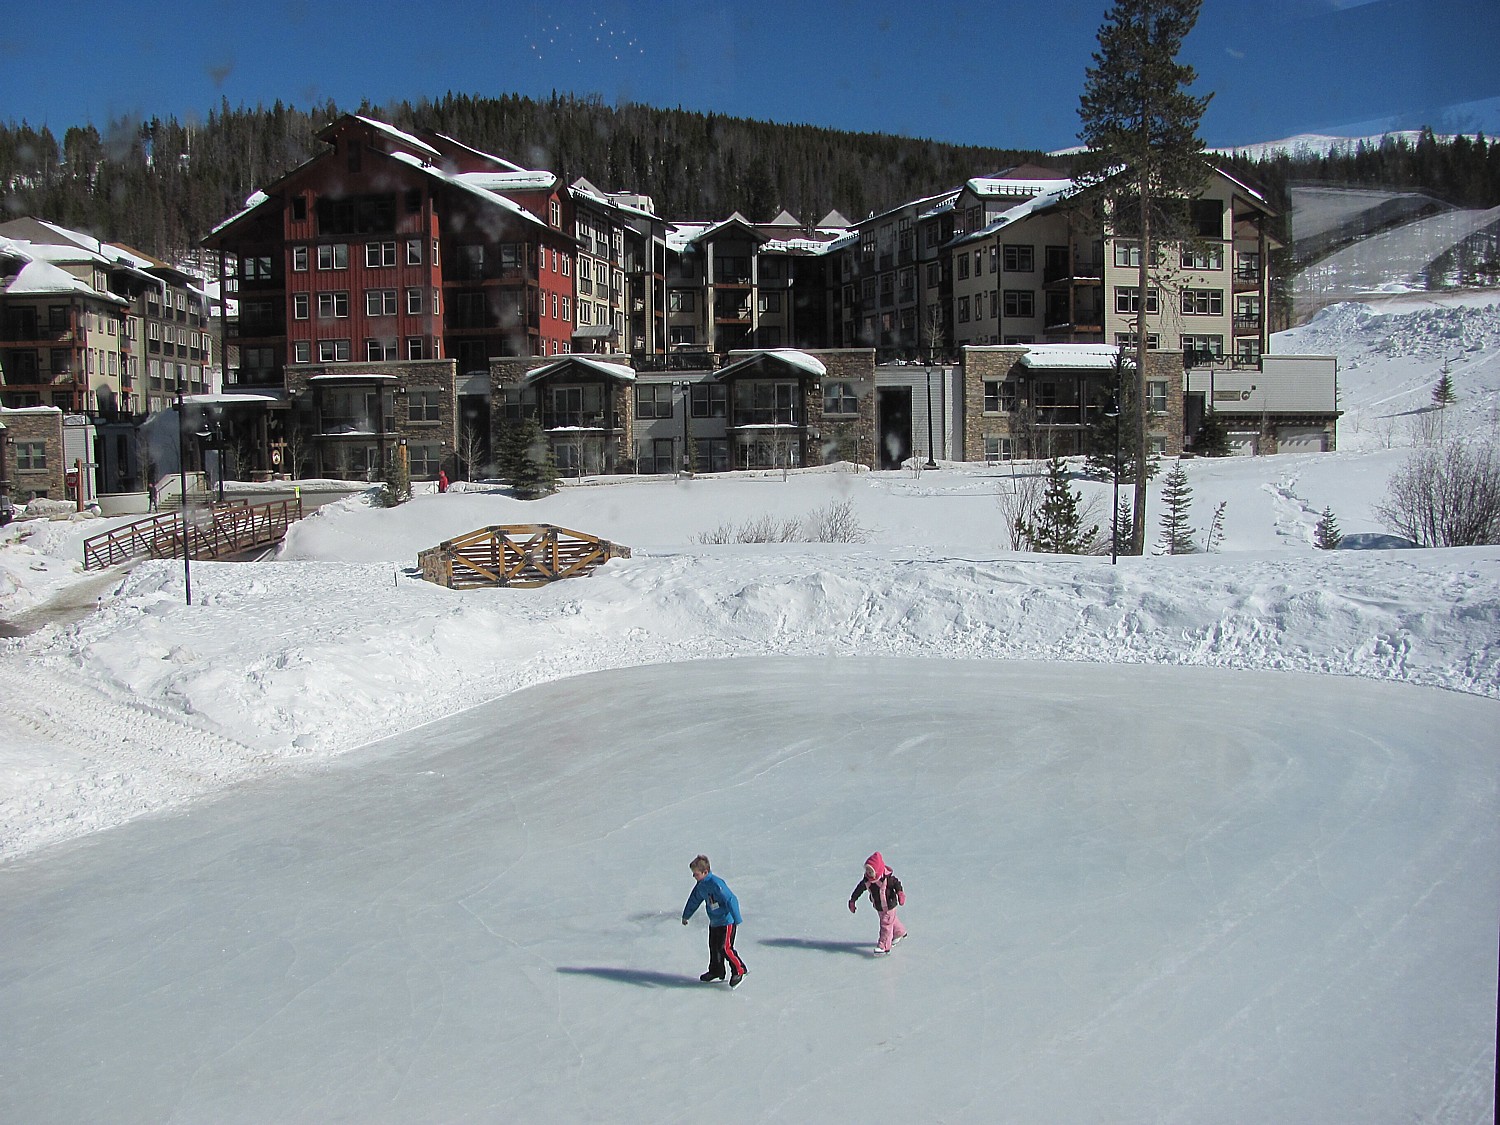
[2,659,1494,1123]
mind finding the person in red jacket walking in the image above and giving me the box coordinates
[437,468,449,493]
[848,850,907,955]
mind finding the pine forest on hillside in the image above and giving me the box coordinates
[1,91,1498,267]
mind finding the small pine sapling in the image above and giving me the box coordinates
[1314,506,1343,550]
[1204,500,1227,552]
[1432,371,1457,408]
[1155,463,1196,554]
[1021,457,1099,554]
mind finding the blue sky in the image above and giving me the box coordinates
[1,0,1496,151]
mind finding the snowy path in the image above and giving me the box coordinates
[2,659,1495,1124]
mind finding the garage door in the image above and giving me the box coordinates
[1277,426,1328,454]
[1228,431,1258,456]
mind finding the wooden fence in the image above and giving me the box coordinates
[418,524,631,589]
[82,498,304,570]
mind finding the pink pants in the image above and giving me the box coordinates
[877,909,907,951]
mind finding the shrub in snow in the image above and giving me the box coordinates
[1020,457,1099,554]
[1314,507,1343,550]
[1375,438,1500,547]
[1155,463,1197,555]
[805,498,871,543]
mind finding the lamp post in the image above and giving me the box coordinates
[923,352,938,469]
[176,383,192,605]
[1105,380,1122,566]
[0,419,12,526]
[673,380,691,475]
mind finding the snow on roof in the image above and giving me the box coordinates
[718,349,828,379]
[459,170,558,193]
[1017,344,1130,370]
[355,116,441,159]
[918,191,962,220]
[209,190,271,236]
[182,392,284,405]
[965,176,1074,200]
[430,132,529,173]
[762,230,857,255]
[669,213,764,251]
[525,356,637,384]
[3,259,127,302]
[386,152,545,228]
[949,182,1079,248]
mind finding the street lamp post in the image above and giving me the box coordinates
[923,352,938,469]
[176,383,192,605]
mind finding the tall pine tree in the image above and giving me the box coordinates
[1076,0,1212,555]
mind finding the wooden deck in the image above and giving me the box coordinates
[82,498,305,570]
[418,524,631,589]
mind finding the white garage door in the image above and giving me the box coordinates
[1277,426,1327,454]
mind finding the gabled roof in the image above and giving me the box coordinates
[668,212,769,251]
[714,349,827,380]
[523,356,637,385]
[948,181,1080,249]
[3,258,129,303]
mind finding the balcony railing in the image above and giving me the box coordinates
[541,410,621,431]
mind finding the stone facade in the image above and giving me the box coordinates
[962,347,1027,461]
[0,406,67,501]
[806,349,878,468]
[283,359,459,480]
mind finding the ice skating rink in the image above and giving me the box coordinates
[2,659,1496,1124]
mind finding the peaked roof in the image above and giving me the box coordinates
[523,356,637,385]
[715,349,828,380]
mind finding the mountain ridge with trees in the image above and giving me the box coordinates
[2,91,1495,267]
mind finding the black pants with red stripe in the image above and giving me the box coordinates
[708,923,747,977]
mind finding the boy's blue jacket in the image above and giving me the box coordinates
[682,873,742,926]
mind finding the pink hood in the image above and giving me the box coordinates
[864,852,888,879]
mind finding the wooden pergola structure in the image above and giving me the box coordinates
[417,524,631,589]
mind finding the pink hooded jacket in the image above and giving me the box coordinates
[850,851,905,912]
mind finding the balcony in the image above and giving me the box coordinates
[541,410,621,432]
[1234,316,1262,335]
[1044,261,1104,285]
[1233,266,1261,290]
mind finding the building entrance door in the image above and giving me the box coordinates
[877,386,913,470]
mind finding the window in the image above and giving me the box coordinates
[291,197,307,222]
[1182,289,1224,316]
[17,441,46,470]
[317,339,351,362]
[1114,241,1141,269]
[459,245,486,278]
[759,292,782,314]
[635,384,674,419]
[957,254,970,280]
[409,387,443,422]
[1003,244,1034,272]
[957,296,970,323]
[406,288,423,315]
[1003,290,1035,317]
[366,338,398,361]
[317,243,348,270]
[561,296,571,320]
[293,340,311,363]
[690,383,726,418]
[1190,199,1222,238]
[365,241,396,268]
[317,292,350,318]
[1181,244,1223,270]
[549,199,562,227]
[1180,334,1225,365]
[1146,379,1168,413]
[1115,331,1160,350]
[732,381,799,425]
[239,255,273,280]
[984,435,1013,463]
[926,262,941,287]
[366,289,398,316]
[293,293,310,320]
[406,338,425,360]
[823,381,859,415]
[292,246,309,272]
[406,240,422,265]
[669,326,697,346]
[409,444,440,478]
[1114,287,1159,314]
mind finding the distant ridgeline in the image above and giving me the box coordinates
[0,93,1496,266]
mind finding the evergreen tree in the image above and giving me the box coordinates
[1076,0,1212,555]
[1021,457,1100,554]
[378,446,412,507]
[1314,506,1343,550]
[1192,408,1232,456]
[1155,462,1196,553]
[1109,495,1134,559]
[1084,350,1159,483]
[495,417,558,500]
[1432,370,1457,408]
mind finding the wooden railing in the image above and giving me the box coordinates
[418,524,631,589]
[82,497,304,570]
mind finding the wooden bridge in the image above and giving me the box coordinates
[82,498,305,571]
[418,524,631,589]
